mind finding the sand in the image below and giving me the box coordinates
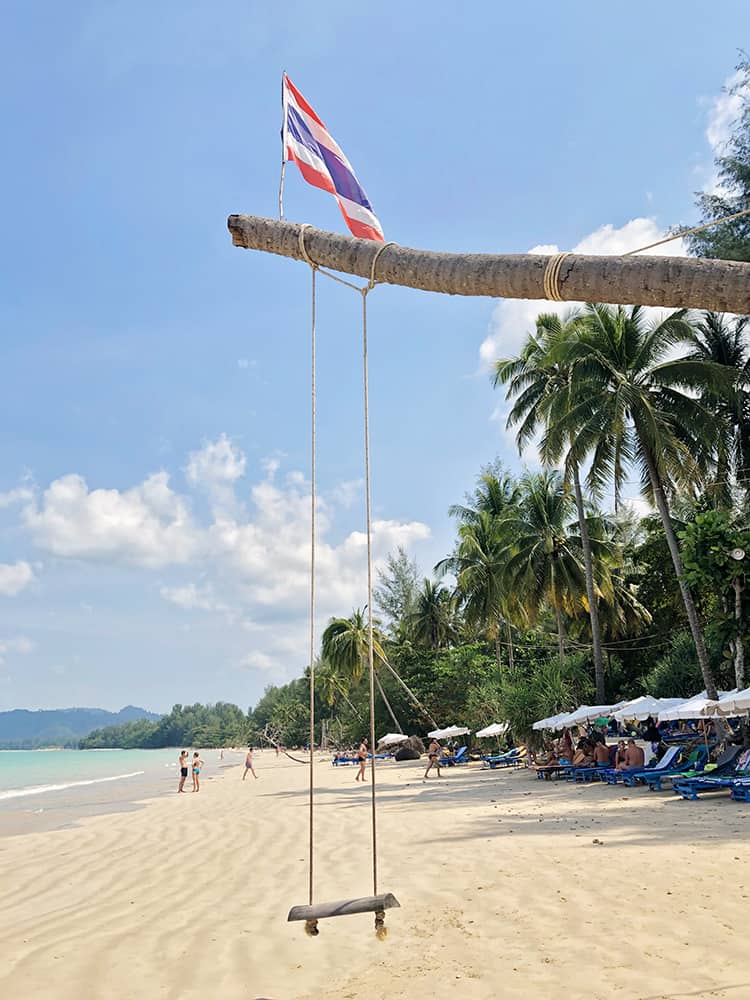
[1,751,749,1000]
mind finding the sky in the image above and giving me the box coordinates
[1,1,748,713]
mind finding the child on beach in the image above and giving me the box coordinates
[192,752,205,792]
[242,747,258,781]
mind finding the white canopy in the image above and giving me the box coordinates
[427,725,470,739]
[475,722,510,738]
[560,703,624,727]
[613,696,683,722]
[658,692,733,721]
[532,712,571,732]
[702,687,750,716]
[377,732,409,747]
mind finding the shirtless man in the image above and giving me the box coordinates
[593,740,610,765]
[355,739,368,782]
[423,739,442,780]
[624,739,645,769]
[178,750,189,793]
[242,746,258,781]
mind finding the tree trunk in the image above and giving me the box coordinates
[494,633,503,675]
[554,605,566,668]
[506,621,515,671]
[374,670,402,732]
[572,464,606,702]
[639,440,718,700]
[378,656,439,729]
[733,576,745,691]
[227,216,750,314]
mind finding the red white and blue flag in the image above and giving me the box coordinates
[282,73,384,242]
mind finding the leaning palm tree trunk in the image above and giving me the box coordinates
[373,670,402,732]
[554,606,566,668]
[227,216,750,314]
[378,656,439,729]
[639,441,718,700]
[572,464,606,701]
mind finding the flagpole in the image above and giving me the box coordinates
[279,70,288,220]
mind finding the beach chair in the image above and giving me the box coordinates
[439,745,469,766]
[483,748,524,769]
[641,746,708,791]
[730,778,750,802]
[619,745,683,787]
[673,746,747,800]
[602,745,681,785]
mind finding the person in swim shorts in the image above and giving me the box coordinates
[424,739,442,780]
[242,746,258,781]
[178,750,189,793]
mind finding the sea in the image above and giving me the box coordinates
[0,748,232,837]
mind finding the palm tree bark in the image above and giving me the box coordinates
[505,621,515,671]
[734,577,745,691]
[494,633,503,675]
[554,605,566,668]
[378,656,439,729]
[638,439,718,700]
[572,464,606,701]
[374,670,402,732]
[227,216,750,314]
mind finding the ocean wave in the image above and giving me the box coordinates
[0,771,146,801]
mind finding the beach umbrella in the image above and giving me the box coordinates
[532,712,570,731]
[377,733,409,747]
[658,693,733,721]
[427,725,470,739]
[701,687,750,716]
[614,696,684,722]
[475,723,510,738]
[561,703,625,727]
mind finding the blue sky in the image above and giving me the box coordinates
[1,1,747,712]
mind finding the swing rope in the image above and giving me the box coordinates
[299,225,395,928]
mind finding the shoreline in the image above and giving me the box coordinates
[2,754,749,999]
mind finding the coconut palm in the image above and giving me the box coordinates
[494,310,609,700]
[554,304,734,699]
[498,470,594,667]
[407,579,459,650]
[436,511,514,673]
[684,312,750,506]
[321,610,439,730]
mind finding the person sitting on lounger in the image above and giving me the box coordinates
[615,740,627,768]
[572,737,594,767]
[617,739,645,770]
[592,740,610,765]
[559,728,574,762]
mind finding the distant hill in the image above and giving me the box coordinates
[0,706,162,749]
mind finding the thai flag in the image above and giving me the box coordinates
[282,73,384,242]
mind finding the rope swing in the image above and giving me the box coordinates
[286,227,400,938]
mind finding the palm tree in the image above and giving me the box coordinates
[407,579,459,650]
[494,311,609,701]
[436,511,513,673]
[321,610,439,730]
[684,312,750,506]
[555,304,734,700]
[498,470,594,667]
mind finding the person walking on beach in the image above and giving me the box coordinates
[355,738,368,782]
[424,739,442,780]
[242,746,258,781]
[178,750,189,793]
[192,751,205,792]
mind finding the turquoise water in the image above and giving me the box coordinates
[0,748,186,800]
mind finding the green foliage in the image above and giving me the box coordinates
[499,653,595,744]
[645,631,736,698]
[80,702,249,749]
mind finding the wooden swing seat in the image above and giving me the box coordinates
[288,892,399,923]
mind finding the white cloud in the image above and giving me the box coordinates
[0,486,34,509]
[479,216,687,372]
[237,358,256,369]
[24,472,200,568]
[238,651,276,672]
[185,434,246,487]
[0,636,34,666]
[0,561,35,597]
[702,68,750,194]
[160,582,226,612]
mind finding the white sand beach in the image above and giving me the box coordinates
[2,752,749,1000]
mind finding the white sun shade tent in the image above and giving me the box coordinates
[377,733,409,747]
[427,725,470,739]
[613,696,684,722]
[559,703,626,727]
[701,688,750,716]
[658,693,733,721]
[475,723,510,738]
[532,712,571,731]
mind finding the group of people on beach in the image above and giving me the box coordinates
[532,727,646,774]
[177,750,204,792]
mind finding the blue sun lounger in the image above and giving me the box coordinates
[601,745,682,785]
[730,778,750,802]
[641,746,708,791]
[483,748,524,769]
[439,746,469,766]
[673,746,747,800]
